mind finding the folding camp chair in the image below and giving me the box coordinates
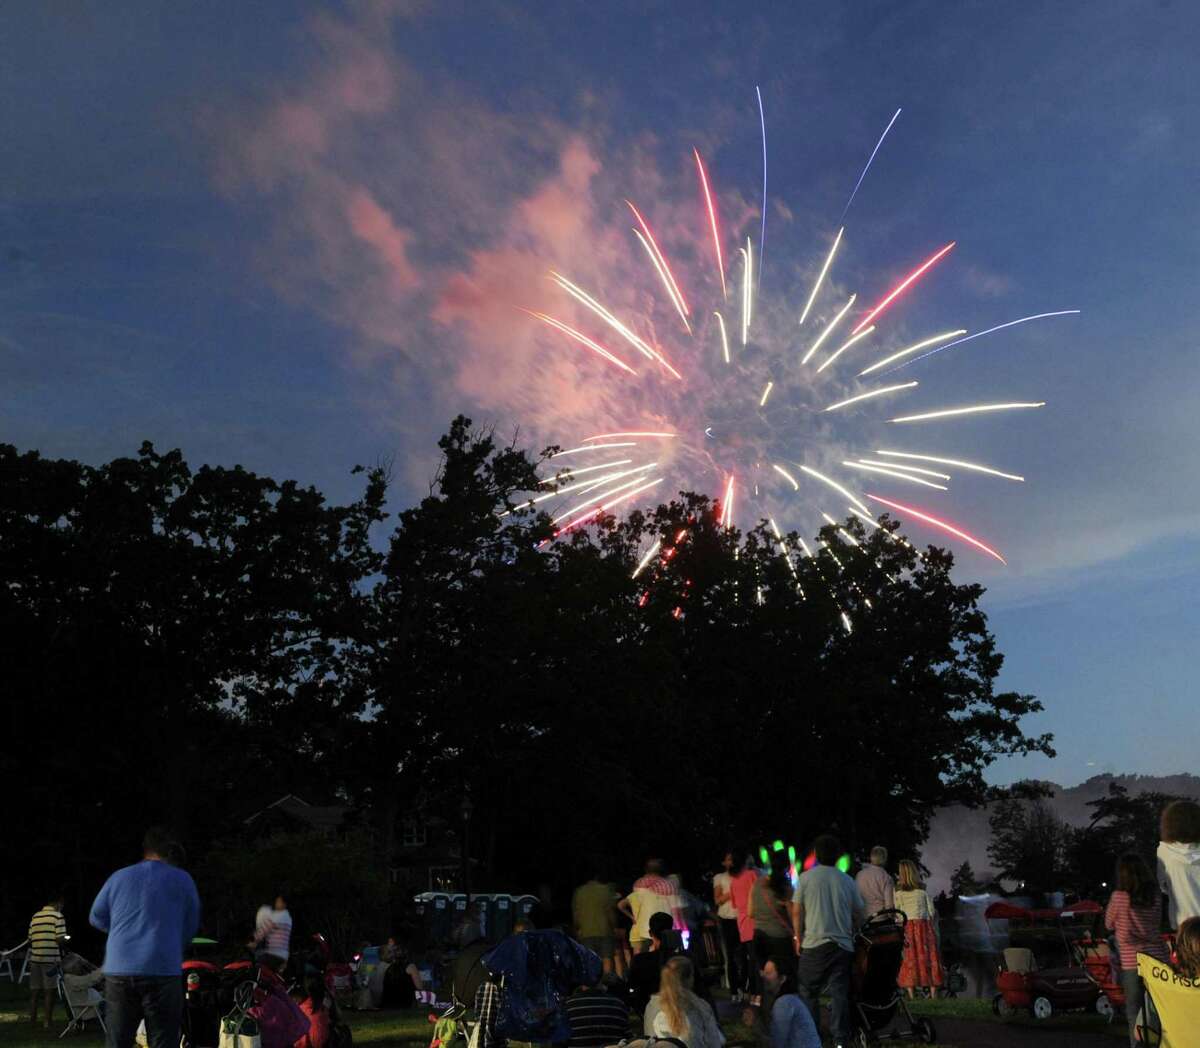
[1136,952,1200,1047]
[58,971,108,1037]
[1,939,29,983]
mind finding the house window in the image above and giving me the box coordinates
[401,819,427,847]
[428,866,460,892]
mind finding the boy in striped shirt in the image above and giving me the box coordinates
[28,895,68,1028]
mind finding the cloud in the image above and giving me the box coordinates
[345,188,420,296]
[204,4,1200,603]
[960,263,1014,300]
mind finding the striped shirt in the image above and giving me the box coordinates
[264,909,292,960]
[565,988,630,1048]
[1105,890,1168,969]
[28,906,66,964]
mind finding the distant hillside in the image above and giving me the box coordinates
[921,773,1200,894]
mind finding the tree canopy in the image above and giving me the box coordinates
[3,417,1054,938]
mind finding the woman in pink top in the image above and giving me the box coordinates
[727,858,762,998]
[1105,854,1168,1048]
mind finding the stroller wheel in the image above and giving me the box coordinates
[913,1017,937,1044]
[991,993,1015,1018]
[854,1029,871,1048]
[1095,993,1114,1022]
[1031,995,1053,1020]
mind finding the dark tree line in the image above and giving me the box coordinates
[986,782,1184,898]
[4,417,1053,942]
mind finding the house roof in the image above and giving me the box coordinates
[243,793,349,832]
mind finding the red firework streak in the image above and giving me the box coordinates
[866,493,1006,564]
[851,242,955,335]
[693,148,727,298]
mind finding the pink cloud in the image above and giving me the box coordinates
[207,5,757,449]
[345,188,419,295]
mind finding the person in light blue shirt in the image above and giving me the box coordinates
[89,827,201,1048]
[789,834,865,1048]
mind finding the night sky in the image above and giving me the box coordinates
[3,1,1198,786]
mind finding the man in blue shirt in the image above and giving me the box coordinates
[789,834,865,1048]
[90,827,201,1048]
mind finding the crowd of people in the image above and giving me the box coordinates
[561,803,1200,1048]
[18,799,1200,1048]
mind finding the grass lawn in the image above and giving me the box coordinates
[0,978,1125,1048]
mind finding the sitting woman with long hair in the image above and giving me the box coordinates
[644,957,724,1048]
[894,860,944,1000]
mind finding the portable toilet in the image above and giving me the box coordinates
[486,895,512,942]
[515,894,539,926]
[428,892,452,944]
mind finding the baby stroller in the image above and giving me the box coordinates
[181,960,222,1048]
[850,910,936,1045]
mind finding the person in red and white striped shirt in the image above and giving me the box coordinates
[1105,854,1167,1048]
[254,893,293,970]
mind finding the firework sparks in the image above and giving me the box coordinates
[633,230,691,333]
[550,442,638,458]
[852,242,956,336]
[632,539,662,579]
[867,494,1007,564]
[823,382,918,412]
[714,311,730,364]
[842,108,902,220]
[499,461,639,517]
[737,239,755,344]
[816,325,876,373]
[799,227,843,327]
[525,310,638,375]
[859,330,967,376]
[772,464,799,490]
[757,86,767,283]
[854,458,950,480]
[556,475,665,533]
[801,294,856,365]
[627,199,691,330]
[550,272,682,379]
[694,148,726,297]
[719,475,736,528]
[842,460,948,491]
[875,450,1024,482]
[890,402,1045,423]
[886,310,1082,373]
[799,465,870,514]
[544,459,636,481]
[553,463,663,517]
[527,107,1071,571]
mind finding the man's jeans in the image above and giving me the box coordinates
[796,941,853,1044]
[105,975,182,1048]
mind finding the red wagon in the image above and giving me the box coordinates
[986,900,1116,1021]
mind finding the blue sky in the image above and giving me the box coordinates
[3,1,1198,786]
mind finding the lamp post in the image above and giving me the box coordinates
[460,791,474,902]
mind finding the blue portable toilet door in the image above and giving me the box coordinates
[489,895,512,942]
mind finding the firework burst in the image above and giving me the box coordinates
[515,96,1077,576]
